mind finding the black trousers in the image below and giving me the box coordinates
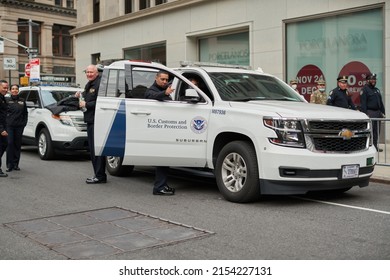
[153,166,169,191]
[367,110,383,150]
[87,123,107,180]
[0,134,7,170]
[6,126,24,169]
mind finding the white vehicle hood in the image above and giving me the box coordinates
[228,101,368,120]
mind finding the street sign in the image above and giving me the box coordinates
[29,58,40,82]
[25,63,31,77]
[3,57,17,70]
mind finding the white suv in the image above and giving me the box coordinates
[19,86,88,160]
[94,61,376,203]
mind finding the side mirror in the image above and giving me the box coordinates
[26,101,39,108]
[182,88,201,103]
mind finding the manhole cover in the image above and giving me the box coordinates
[4,207,213,259]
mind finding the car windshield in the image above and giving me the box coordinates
[41,89,79,107]
[209,72,304,102]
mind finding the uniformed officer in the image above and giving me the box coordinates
[6,84,28,172]
[326,75,356,110]
[360,73,385,151]
[310,78,327,104]
[0,80,9,177]
[289,79,299,93]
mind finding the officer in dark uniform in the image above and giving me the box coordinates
[6,84,28,172]
[78,65,107,184]
[327,75,356,110]
[145,70,175,196]
[360,73,385,151]
[0,80,9,177]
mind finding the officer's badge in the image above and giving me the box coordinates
[90,89,95,94]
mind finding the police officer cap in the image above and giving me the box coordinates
[337,75,348,82]
[317,79,325,85]
[290,79,297,84]
[366,73,376,80]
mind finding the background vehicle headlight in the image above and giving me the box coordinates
[263,117,305,148]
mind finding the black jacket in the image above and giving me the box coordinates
[82,75,101,124]
[6,95,28,127]
[145,82,171,101]
[0,94,7,133]
[360,84,385,115]
[327,87,356,110]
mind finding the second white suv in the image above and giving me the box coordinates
[19,86,88,160]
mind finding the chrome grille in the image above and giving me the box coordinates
[304,120,371,153]
[308,121,368,131]
[71,116,87,132]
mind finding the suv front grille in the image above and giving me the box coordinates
[71,116,87,132]
[304,120,371,153]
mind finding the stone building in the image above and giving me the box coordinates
[0,0,77,85]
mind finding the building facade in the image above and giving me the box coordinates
[0,0,77,86]
[72,0,388,111]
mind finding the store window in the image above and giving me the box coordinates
[286,8,383,105]
[199,32,249,66]
[124,43,166,65]
[52,24,73,57]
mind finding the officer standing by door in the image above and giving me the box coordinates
[360,73,386,151]
[327,75,356,110]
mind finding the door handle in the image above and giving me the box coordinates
[130,110,151,115]
[100,107,118,111]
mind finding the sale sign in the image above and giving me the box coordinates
[338,61,370,106]
[296,64,325,102]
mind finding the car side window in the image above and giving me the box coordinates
[106,69,120,98]
[27,90,40,107]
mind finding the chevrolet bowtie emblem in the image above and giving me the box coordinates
[339,128,354,140]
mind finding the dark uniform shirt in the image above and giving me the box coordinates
[6,95,28,127]
[82,75,101,124]
[145,82,172,101]
[326,87,356,110]
[0,94,7,133]
[360,84,385,116]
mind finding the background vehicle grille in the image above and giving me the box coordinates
[71,116,87,132]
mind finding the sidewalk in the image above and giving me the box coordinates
[371,164,390,184]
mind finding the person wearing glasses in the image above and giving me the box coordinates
[326,75,356,110]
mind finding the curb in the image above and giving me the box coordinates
[370,178,390,185]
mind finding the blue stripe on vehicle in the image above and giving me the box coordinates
[101,99,126,157]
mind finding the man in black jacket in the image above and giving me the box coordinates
[77,65,107,184]
[0,80,9,177]
[360,73,386,151]
[144,71,175,195]
[327,76,356,110]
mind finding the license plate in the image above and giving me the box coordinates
[342,164,359,179]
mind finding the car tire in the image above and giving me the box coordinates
[215,141,261,203]
[106,156,134,176]
[38,128,55,160]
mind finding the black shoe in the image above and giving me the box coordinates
[14,167,20,171]
[6,168,13,172]
[153,185,175,195]
[0,170,8,177]
[86,177,107,184]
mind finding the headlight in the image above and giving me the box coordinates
[263,117,305,148]
[52,114,74,126]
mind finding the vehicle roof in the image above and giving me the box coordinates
[19,85,81,90]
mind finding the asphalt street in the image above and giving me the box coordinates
[0,147,389,260]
